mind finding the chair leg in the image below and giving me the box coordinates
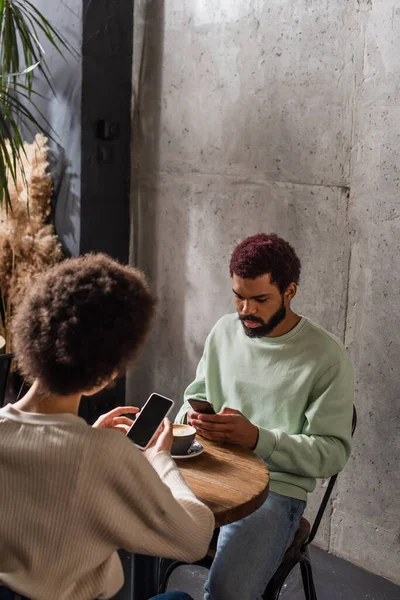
[262,578,286,600]
[158,554,213,594]
[158,558,186,594]
[300,557,317,600]
[262,557,298,600]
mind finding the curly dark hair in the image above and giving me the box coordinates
[229,233,301,292]
[12,254,156,395]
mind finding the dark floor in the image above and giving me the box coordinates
[165,545,400,600]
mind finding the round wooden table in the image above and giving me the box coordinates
[177,436,270,527]
[131,437,269,600]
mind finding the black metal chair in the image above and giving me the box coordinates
[159,407,357,600]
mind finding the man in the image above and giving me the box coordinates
[175,233,354,600]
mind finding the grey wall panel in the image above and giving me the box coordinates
[129,0,400,583]
[27,0,82,256]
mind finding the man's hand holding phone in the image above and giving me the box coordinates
[186,398,216,427]
[190,406,259,450]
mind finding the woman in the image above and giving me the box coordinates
[0,254,214,600]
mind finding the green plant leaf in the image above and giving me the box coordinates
[20,0,74,56]
[1,60,40,78]
[0,0,75,210]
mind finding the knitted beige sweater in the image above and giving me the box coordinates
[0,404,215,600]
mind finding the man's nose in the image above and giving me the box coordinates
[241,300,256,315]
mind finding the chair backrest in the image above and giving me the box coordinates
[305,405,357,546]
[0,353,14,407]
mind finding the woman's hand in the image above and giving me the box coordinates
[144,418,173,462]
[92,406,139,433]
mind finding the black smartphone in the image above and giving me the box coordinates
[126,393,174,449]
[188,398,216,415]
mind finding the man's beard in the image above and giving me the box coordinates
[239,298,286,338]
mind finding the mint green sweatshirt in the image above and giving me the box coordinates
[176,314,354,501]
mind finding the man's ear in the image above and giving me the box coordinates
[285,282,297,302]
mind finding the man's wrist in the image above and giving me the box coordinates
[248,424,259,451]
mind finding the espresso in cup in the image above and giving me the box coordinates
[171,424,196,455]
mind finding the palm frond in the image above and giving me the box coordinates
[0,0,75,211]
[1,0,75,94]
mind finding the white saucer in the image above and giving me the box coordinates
[172,440,204,460]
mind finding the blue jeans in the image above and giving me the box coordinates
[149,594,193,600]
[204,491,305,600]
[0,587,193,600]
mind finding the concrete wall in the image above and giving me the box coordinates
[25,0,81,256]
[332,0,400,580]
[129,0,400,584]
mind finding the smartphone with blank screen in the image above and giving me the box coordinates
[126,393,174,450]
[188,398,216,415]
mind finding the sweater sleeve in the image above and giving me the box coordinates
[254,359,354,478]
[175,337,209,424]
[96,438,214,562]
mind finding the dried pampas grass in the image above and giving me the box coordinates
[0,133,63,350]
